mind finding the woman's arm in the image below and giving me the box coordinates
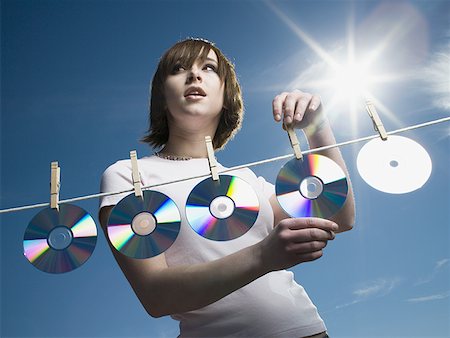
[100,205,338,318]
[303,118,355,232]
[272,90,355,232]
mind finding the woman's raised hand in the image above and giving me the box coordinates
[272,90,327,133]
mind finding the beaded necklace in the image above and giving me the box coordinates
[154,152,192,161]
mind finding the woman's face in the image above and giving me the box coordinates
[163,49,225,129]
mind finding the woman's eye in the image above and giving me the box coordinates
[172,64,185,73]
[203,64,217,72]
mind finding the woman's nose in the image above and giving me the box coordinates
[186,67,202,83]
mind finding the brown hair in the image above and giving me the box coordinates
[141,38,243,150]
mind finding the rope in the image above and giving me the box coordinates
[1,116,449,215]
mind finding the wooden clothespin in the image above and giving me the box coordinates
[205,136,219,181]
[130,150,143,198]
[50,161,60,210]
[365,99,388,141]
[286,126,303,160]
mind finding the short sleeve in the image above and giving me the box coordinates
[99,161,133,210]
[256,176,276,201]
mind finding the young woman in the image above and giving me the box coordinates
[99,38,355,337]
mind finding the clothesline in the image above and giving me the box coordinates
[1,116,449,215]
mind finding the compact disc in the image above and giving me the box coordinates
[107,190,181,259]
[276,154,348,219]
[23,204,97,274]
[357,135,432,194]
[186,175,259,241]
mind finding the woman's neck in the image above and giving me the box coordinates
[160,126,217,159]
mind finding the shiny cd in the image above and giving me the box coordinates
[23,204,97,274]
[357,135,432,194]
[186,175,259,241]
[107,190,181,259]
[276,154,348,219]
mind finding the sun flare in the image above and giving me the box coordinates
[265,1,418,137]
[329,60,373,102]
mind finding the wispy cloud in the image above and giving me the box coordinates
[436,258,450,269]
[335,277,401,309]
[353,278,400,298]
[335,299,361,310]
[415,38,450,111]
[407,259,449,305]
[406,291,450,303]
[414,258,449,286]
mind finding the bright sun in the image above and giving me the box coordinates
[330,61,373,101]
[266,1,407,137]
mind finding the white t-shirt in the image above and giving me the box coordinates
[100,155,326,337]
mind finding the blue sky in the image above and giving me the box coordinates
[1,0,449,337]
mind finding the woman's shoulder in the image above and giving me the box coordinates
[101,155,179,184]
[222,165,258,182]
[102,158,132,177]
[102,155,160,174]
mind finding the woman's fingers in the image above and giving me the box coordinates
[272,92,288,122]
[272,90,322,129]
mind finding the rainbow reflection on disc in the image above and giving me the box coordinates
[107,190,181,259]
[23,204,97,274]
[276,154,348,219]
[186,175,259,241]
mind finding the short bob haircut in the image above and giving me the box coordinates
[141,38,243,150]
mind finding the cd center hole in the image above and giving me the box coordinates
[390,160,399,168]
[57,233,67,241]
[299,176,324,200]
[307,183,318,192]
[209,196,235,219]
[132,212,156,236]
[48,226,73,250]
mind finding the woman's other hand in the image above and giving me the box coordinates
[257,217,338,272]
